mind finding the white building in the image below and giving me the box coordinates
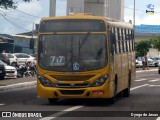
[50,0,124,20]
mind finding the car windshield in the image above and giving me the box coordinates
[38,34,107,72]
[0,60,7,65]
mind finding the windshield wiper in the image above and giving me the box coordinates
[95,48,103,59]
[80,32,91,48]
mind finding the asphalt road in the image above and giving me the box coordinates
[0,71,160,120]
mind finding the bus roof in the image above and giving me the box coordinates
[41,13,106,21]
[41,13,133,29]
[107,21,133,29]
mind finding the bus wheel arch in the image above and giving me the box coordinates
[109,75,118,104]
[123,70,131,97]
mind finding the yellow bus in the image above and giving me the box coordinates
[36,14,135,104]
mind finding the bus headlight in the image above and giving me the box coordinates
[38,75,55,87]
[91,75,108,87]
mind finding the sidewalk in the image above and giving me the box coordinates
[136,67,158,73]
[0,67,158,91]
[0,77,37,91]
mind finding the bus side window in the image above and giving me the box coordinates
[115,27,119,54]
[117,28,121,53]
[129,30,132,51]
[127,29,131,52]
[119,28,123,53]
[125,29,128,53]
[121,28,125,53]
[109,27,116,55]
[131,30,135,51]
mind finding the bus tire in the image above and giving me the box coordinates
[48,98,58,104]
[0,76,4,80]
[109,77,117,104]
[123,73,131,97]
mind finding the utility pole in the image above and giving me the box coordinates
[32,22,35,53]
[133,0,135,35]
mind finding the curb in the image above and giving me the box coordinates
[0,81,37,92]
[136,69,157,73]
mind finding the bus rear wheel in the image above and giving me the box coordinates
[109,79,117,104]
[123,74,131,97]
[48,98,58,104]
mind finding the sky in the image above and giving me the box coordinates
[0,0,160,35]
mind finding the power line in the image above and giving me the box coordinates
[0,12,30,32]
[13,8,42,18]
[0,9,35,23]
[0,6,42,18]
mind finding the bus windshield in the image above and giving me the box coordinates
[38,34,107,72]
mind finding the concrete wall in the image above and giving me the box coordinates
[67,0,84,14]
[50,0,56,17]
[84,0,104,16]
[148,48,160,57]
[50,0,124,20]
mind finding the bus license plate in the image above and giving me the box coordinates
[92,90,104,96]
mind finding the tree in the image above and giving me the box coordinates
[135,40,152,57]
[151,37,160,51]
[0,0,34,9]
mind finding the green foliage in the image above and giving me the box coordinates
[135,40,152,57]
[0,0,33,9]
[151,37,160,51]
[135,37,160,57]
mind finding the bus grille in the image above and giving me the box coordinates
[51,75,94,81]
[60,90,84,95]
[56,83,89,88]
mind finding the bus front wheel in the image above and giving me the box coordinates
[48,98,58,104]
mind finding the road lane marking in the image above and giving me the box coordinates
[130,84,149,91]
[149,79,160,82]
[0,104,4,106]
[149,84,160,87]
[135,79,147,82]
[0,81,36,91]
[136,74,156,78]
[40,106,83,120]
[156,117,160,120]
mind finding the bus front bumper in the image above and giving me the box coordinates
[37,82,113,99]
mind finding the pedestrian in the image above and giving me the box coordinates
[142,55,145,70]
[2,50,6,53]
[144,54,149,70]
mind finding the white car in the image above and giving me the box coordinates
[150,57,160,67]
[148,58,157,67]
[13,53,35,66]
[158,62,160,74]
[135,59,142,67]
[0,60,17,79]
[2,53,18,66]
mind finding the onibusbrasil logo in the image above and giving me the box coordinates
[146,4,154,14]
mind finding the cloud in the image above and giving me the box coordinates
[17,1,42,16]
[124,6,160,25]
[0,0,44,34]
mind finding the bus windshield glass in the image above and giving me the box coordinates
[38,34,107,72]
[39,19,106,32]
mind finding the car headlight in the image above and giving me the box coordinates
[38,75,55,87]
[91,74,109,87]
